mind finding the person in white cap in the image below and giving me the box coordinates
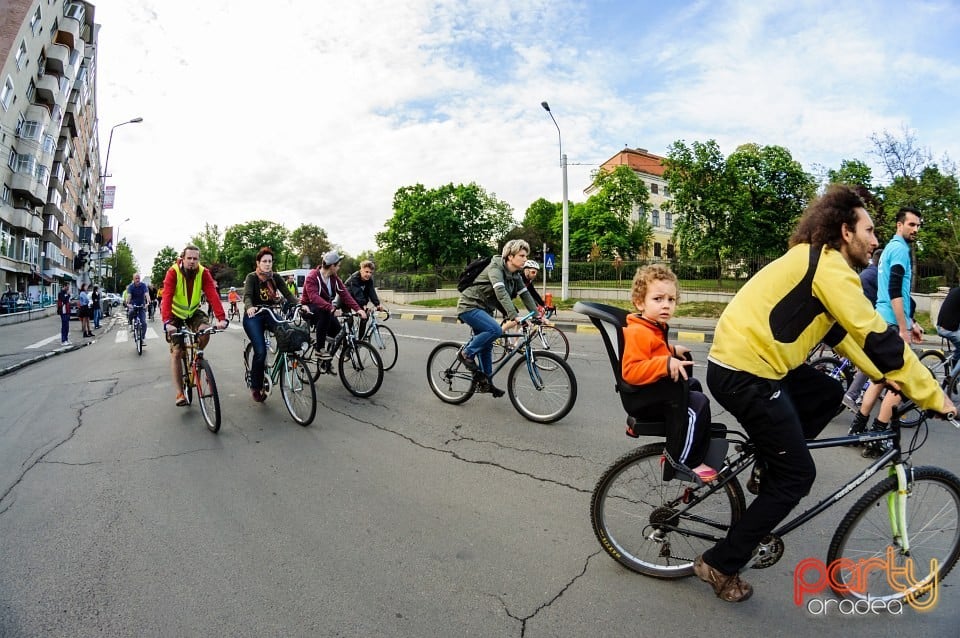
[301,251,366,359]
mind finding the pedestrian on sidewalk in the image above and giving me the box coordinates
[91,285,102,329]
[78,283,93,338]
[56,282,72,346]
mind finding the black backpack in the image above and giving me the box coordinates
[457,256,493,292]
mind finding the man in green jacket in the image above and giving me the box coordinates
[457,239,538,396]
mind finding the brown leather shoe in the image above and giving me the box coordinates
[693,555,753,602]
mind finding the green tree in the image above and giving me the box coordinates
[289,223,331,270]
[827,159,874,189]
[725,143,816,257]
[113,239,138,293]
[588,164,653,258]
[663,139,738,278]
[190,223,224,265]
[151,246,179,287]
[376,182,514,272]
[222,220,290,276]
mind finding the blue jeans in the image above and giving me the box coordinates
[937,325,960,369]
[60,313,70,342]
[243,311,280,391]
[93,307,101,328]
[127,306,146,330]
[458,308,503,377]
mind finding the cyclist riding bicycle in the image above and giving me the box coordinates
[227,286,241,316]
[344,259,383,337]
[124,273,151,332]
[301,251,366,361]
[242,246,299,402]
[697,185,955,603]
[457,239,539,397]
[161,244,228,406]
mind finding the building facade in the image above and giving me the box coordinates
[0,0,102,303]
[597,147,676,259]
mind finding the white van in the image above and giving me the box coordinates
[277,269,311,297]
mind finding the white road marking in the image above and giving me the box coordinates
[26,335,63,349]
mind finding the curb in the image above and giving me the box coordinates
[0,339,92,378]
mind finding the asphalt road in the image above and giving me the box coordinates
[0,314,958,636]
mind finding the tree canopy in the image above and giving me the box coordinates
[222,220,290,277]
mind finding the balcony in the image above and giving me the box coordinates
[44,43,71,76]
[10,172,46,206]
[23,104,52,131]
[34,74,59,105]
[42,229,62,248]
[54,17,81,53]
[44,199,65,224]
[5,208,43,237]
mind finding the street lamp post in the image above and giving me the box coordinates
[99,117,143,290]
[541,101,569,300]
[113,217,130,293]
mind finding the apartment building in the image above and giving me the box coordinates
[596,147,676,259]
[0,0,102,302]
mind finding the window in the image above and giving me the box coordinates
[48,188,62,209]
[1,222,12,258]
[663,185,670,197]
[1,184,10,205]
[665,211,673,230]
[650,183,658,195]
[37,52,46,78]
[43,134,56,154]
[31,7,43,35]
[666,244,675,259]
[26,79,36,102]
[20,120,42,140]
[64,2,85,21]
[46,214,59,231]
[1,77,14,111]
[652,209,660,227]
[16,42,28,70]
[14,154,37,174]
[7,149,16,169]
[15,113,25,135]
[36,164,50,187]
[654,242,662,258]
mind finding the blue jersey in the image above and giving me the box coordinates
[127,282,149,306]
[875,235,911,325]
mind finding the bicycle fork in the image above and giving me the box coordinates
[886,463,911,554]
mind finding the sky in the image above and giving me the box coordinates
[91,0,960,272]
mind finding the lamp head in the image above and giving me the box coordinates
[129,117,143,123]
[541,101,550,112]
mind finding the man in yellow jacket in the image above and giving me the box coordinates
[693,184,955,603]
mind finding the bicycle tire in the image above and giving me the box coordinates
[196,358,221,432]
[338,341,383,398]
[243,342,273,397]
[280,354,317,426]
[507,350,577,423]
[529,325,570,361]
[135,320,144,356]
[826,466,960,604]
[918,349,947,384]
[367,325,398,371]
[591,443,746,577]
[426,342,477,404]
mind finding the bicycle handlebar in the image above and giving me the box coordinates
[170,325,219,338]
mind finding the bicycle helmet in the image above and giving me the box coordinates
[230,286,236,291]
[524,260,539,270]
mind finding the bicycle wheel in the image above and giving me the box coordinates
[280,354,317,426]
[243,342,273,396]
[426,342,476,404]
[809,356,852,390]
[367,325,398,371]
[918,349,947,384]
[195,359,221,433]
[338,341,384,398]
[529,325,570,361]
[490,336,509,365]
[507,350,577,423]
[826,466,960,604]
[135,321,144,356]
[591,443,746,577]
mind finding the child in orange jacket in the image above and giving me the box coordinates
[622,264,716,482]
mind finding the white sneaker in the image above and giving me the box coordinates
[61,340,71,346]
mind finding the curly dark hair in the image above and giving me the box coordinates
[789,184,866,251]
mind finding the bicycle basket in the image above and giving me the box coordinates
[274,323,311,353]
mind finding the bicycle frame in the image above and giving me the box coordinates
[358,309,389,347]
[661,402,956,558]
[483,310,545,388]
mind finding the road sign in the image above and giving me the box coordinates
[544,253,555,270]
